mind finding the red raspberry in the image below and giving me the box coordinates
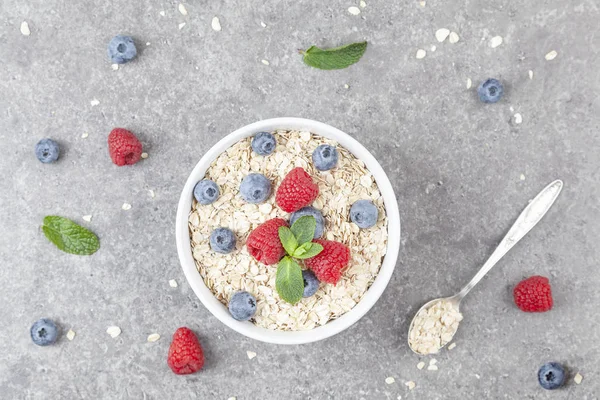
[275,167,319,213]
[108,128,143,166]
[513,276,553,312]
[246,218,288,265]
[167,327,205,375]
[304,239,350,284]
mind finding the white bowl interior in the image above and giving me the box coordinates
[176,118,401,344]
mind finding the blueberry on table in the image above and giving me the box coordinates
[312,144,339,171]
[30,318,59,346]
[350,200,378,229]
[251,132,276,156]
[228,291,257,321]
[477,78,504,103]
[193,179,220,205]
[291,207,325,239]
[302,270,320,297]
[240,173,272,204]
[108,35,137,64]
[35,139,60,163]
[209,228,236,254]
[538,362,566,390]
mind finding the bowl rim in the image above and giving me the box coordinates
[176,117,401,345]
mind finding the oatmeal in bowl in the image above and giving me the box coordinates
[176,118,400,344]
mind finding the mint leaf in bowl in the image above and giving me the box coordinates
[276,256,304,304]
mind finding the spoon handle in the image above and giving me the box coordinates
[457,180,563,299]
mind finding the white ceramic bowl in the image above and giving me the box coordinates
[176,118,401,345]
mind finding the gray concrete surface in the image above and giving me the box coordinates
[1,0,599,399]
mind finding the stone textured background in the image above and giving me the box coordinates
[1,0,599,399]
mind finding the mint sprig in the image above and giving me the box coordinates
[301,41,367,70]
[275,215,324,303]
[42,216,100,255]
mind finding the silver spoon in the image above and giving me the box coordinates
[408,179,563,355]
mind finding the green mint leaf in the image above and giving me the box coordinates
[293,242,324,259]
[291,215,316,245]
[42,216,100,255]
[278,226,298,256]
[302,41,367,70]
[275,257,304,304]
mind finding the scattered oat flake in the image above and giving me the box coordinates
[122,203,132,210]
[475,374,481,379]
[147,333,160,342]
[447,342,457,350]
[514,113,523,124]
[490,36,503,48]
[169,279,178,288]
[212,17,222,31]
[416,49,426,59]
[435,28,450,42]
[159,10,166,16]
[405,381,416,390]
[260,21,267,28]
[178,4,188,15]
[82,215,92,222]
[106,326,121,338]
[141,152,149,159]
[528,70,534,79]
[466,78,472,89]
[449,32,460,43]
[90,99,100,107]
[574,373,583,384]
[20,21,31,36]
[261,59,270,65]
[348,6,361,15]
[417,361,425,370]
[111,64,119,70]
[427,365,439,371]
[178,22,186,30]
[148,189,155,198]
[545,50,558,61]
[227,398,236,400]
[430,45,436,52]
[246,351,257,359]
[520,174,526,181]
[429,359,437,365]
[81,132,89,138]
[385,377,395,384]
[419,0,426,6]
[66,329,76,341]
[360,0,367,7]
[146,42,151,46]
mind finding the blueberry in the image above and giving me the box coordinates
[193,179,220,205]
[312,144,339,171]
[302,270,320,297]
[209,228,236,254]
[477,78,504,103]
[251,132,276,156]
[350,200,378,229]
[290,207,325,239]
[228,291,257,321]
[240,173,271,203]
[538,362,566,390]
[107,35,137,64]
[30,318,59,346]
[35,139,60,163]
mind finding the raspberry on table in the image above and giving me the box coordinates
[304,239,350,284]
[275,167,319,213]
[167,327,205,375]
[513,275,553,312]
[246,218,288,265]
[108,128,143,166]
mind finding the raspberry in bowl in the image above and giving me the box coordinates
[176,118,400,344]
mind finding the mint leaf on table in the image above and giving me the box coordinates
[278,226,298,256]
[293,242,323,259]
[275,256,304,304]
[42,216,100,255]
[301,41,367,70]
[290,215,316,245]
